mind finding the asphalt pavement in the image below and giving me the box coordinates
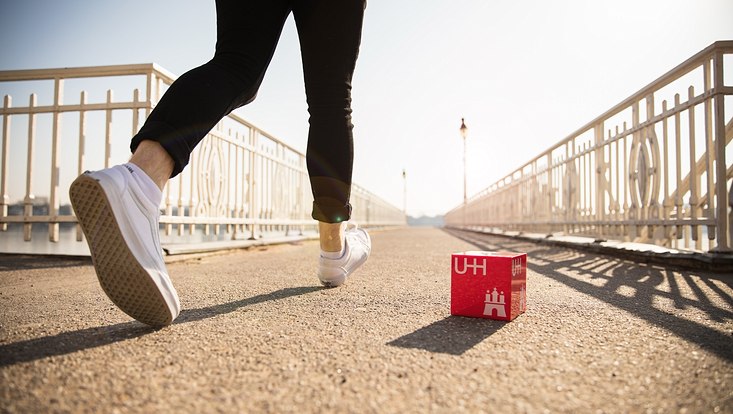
[1,227,732,413]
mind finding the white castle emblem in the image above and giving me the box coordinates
[483,287,506,318]
[483,285,526,318]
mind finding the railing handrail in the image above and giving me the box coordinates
[460,40,733,207]
[0,63,175,83]
[552,40,733,157]
[445,40,733,253]
[0,63,311,158]
[0,63,405,255]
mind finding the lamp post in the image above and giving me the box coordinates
[402,168,407,217]
[459,118,468,205]
[459,118,468,227]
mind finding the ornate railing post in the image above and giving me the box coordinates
[23,94,36,242]
[594,121,605,238]
[713,50,730,251]
[0,95,10,232]
[49,78,63,242]
[248,127,258,240]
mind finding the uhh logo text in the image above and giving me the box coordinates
[453,256,522,277]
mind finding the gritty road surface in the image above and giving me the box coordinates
[1,227,732,413]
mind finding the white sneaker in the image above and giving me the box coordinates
[318,225,371,287]
[69,165,180,327]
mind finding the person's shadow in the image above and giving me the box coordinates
[0,286,321,367]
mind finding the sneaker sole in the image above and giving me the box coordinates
[320,275,346,288]
[70,174,173,327]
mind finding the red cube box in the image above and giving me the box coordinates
[451,251,527,321]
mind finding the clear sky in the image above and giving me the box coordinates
[1,0,732,216]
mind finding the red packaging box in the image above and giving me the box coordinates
[451,251,527,321]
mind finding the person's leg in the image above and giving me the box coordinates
[318,221,345,252]
[130,0,292,179]
[293,0,369,286]
[129,141,173,190]
[293,0,365,238]
[71,0,293,326]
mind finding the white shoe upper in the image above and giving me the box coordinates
[318,225,371,287]
[89,165,181,318]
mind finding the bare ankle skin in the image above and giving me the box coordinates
[319,221,345,252]
[129,140,174,191]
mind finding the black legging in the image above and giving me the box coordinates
[130,0,366,223]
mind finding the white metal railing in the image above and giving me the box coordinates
[0,63,405,255]
[445,41,733,253]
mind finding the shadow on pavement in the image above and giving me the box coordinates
[0,322,155,368]
[0,286,321,367]
[0,254,91,271]
[444,228,733,362]
[176,286,321,324]
[387,316,504,356]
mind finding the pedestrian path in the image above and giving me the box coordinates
[1,227,731,412]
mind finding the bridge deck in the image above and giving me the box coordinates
[1,227,731,412]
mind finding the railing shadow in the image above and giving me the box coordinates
[0,286,321,367]
[387,316,504,356]
[444,228,733,362]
